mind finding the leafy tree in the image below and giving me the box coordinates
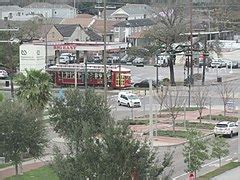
[52,123,172,179]
[49,89,111,152]
[15,69,52,111]
[211,136,229,167]
[192,86,209,123]
[0,100,47,175]
[50,90,173,179]
[183,129,209,177]
[146,5,188,85]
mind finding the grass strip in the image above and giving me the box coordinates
[198,162,240,180]
[6,166,58,180]
[144,130,188,138]
[200,114,238,122]
[176,122,215,130]
[119,119,149,125]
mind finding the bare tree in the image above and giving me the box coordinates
[217,82,235,116]
[192,86,209,123]
[164,87,186,133]
[145,5,188,85]
[155,85,169,117]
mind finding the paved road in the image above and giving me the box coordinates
[157,135,239,180]
[212,166,240,180]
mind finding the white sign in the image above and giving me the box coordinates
[20,44,46,74]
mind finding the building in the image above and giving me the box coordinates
[24,2,76,19]
[0,5,39,21]
[110,4,156,20]
[47,24,101,42]
[113,18,156,46]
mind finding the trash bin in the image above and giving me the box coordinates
[5,80,9,87]
[217,77,222,82]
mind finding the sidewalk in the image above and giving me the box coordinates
[130,107,228,147]
[0,156,52,180]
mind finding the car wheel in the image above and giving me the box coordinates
[118,101,121,106]
[229,131,233,138]
[127,103,131,108]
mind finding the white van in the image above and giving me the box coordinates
[118,92,141,108]
[59,53,75,64]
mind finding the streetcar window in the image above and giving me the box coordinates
[70,72,74,78]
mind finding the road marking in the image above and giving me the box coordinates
[230,138,238,142]
[172,172,188,180]
[225,158,233,162]
[201,158,222,168]
[208,163,219,167]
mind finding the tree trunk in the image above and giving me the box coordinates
[223,104,226,116]
[219,158,222,167]
[131,169,139,180]
[15,163,18,175]
[169,58,175,86]
[172,118,176,134]
[199,111,202,124]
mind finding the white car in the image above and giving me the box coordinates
[118,92,141,108]
[210,59,226,68]
[0,69,8,79]
[214,121,238,138]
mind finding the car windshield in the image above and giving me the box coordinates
[216,124,228,128]
[128,95,138,100]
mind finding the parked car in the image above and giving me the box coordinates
[107,57,113,64]
[59,53,75,64]
[117,92,141,108]
[0,69,8,79]
[210,59,226,68]
[112,55,120,62]
[132,57,145,67]
[228,61,239,68]
[134,79,158,88]
[214,121,238,138]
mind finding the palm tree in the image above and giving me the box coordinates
[15,69,52,111]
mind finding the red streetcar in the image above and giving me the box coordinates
[46,63,132,89]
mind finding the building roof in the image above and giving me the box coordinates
[114,18,155,27]
[61,14,93,28]
[112,4,155,16]
[0,5,23,12]
[128,31,146,39]
[24,2,74,9]
[84,28,102,41]
[90,19,121,34]
[54,24,79,37]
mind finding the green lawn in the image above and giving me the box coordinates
[0,163,11,169]
[6,166,58,180]
[200,114,238,122]
[143,130,188,138]
[118,119,150,125]
[198,162,240,180]
[176,122,215,130]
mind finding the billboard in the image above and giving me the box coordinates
[20,44,46,74]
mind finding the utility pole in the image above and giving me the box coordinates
[149,79,153,148]
[103,0,107,103]
[190,0,193,85]
[202,35,208,85]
